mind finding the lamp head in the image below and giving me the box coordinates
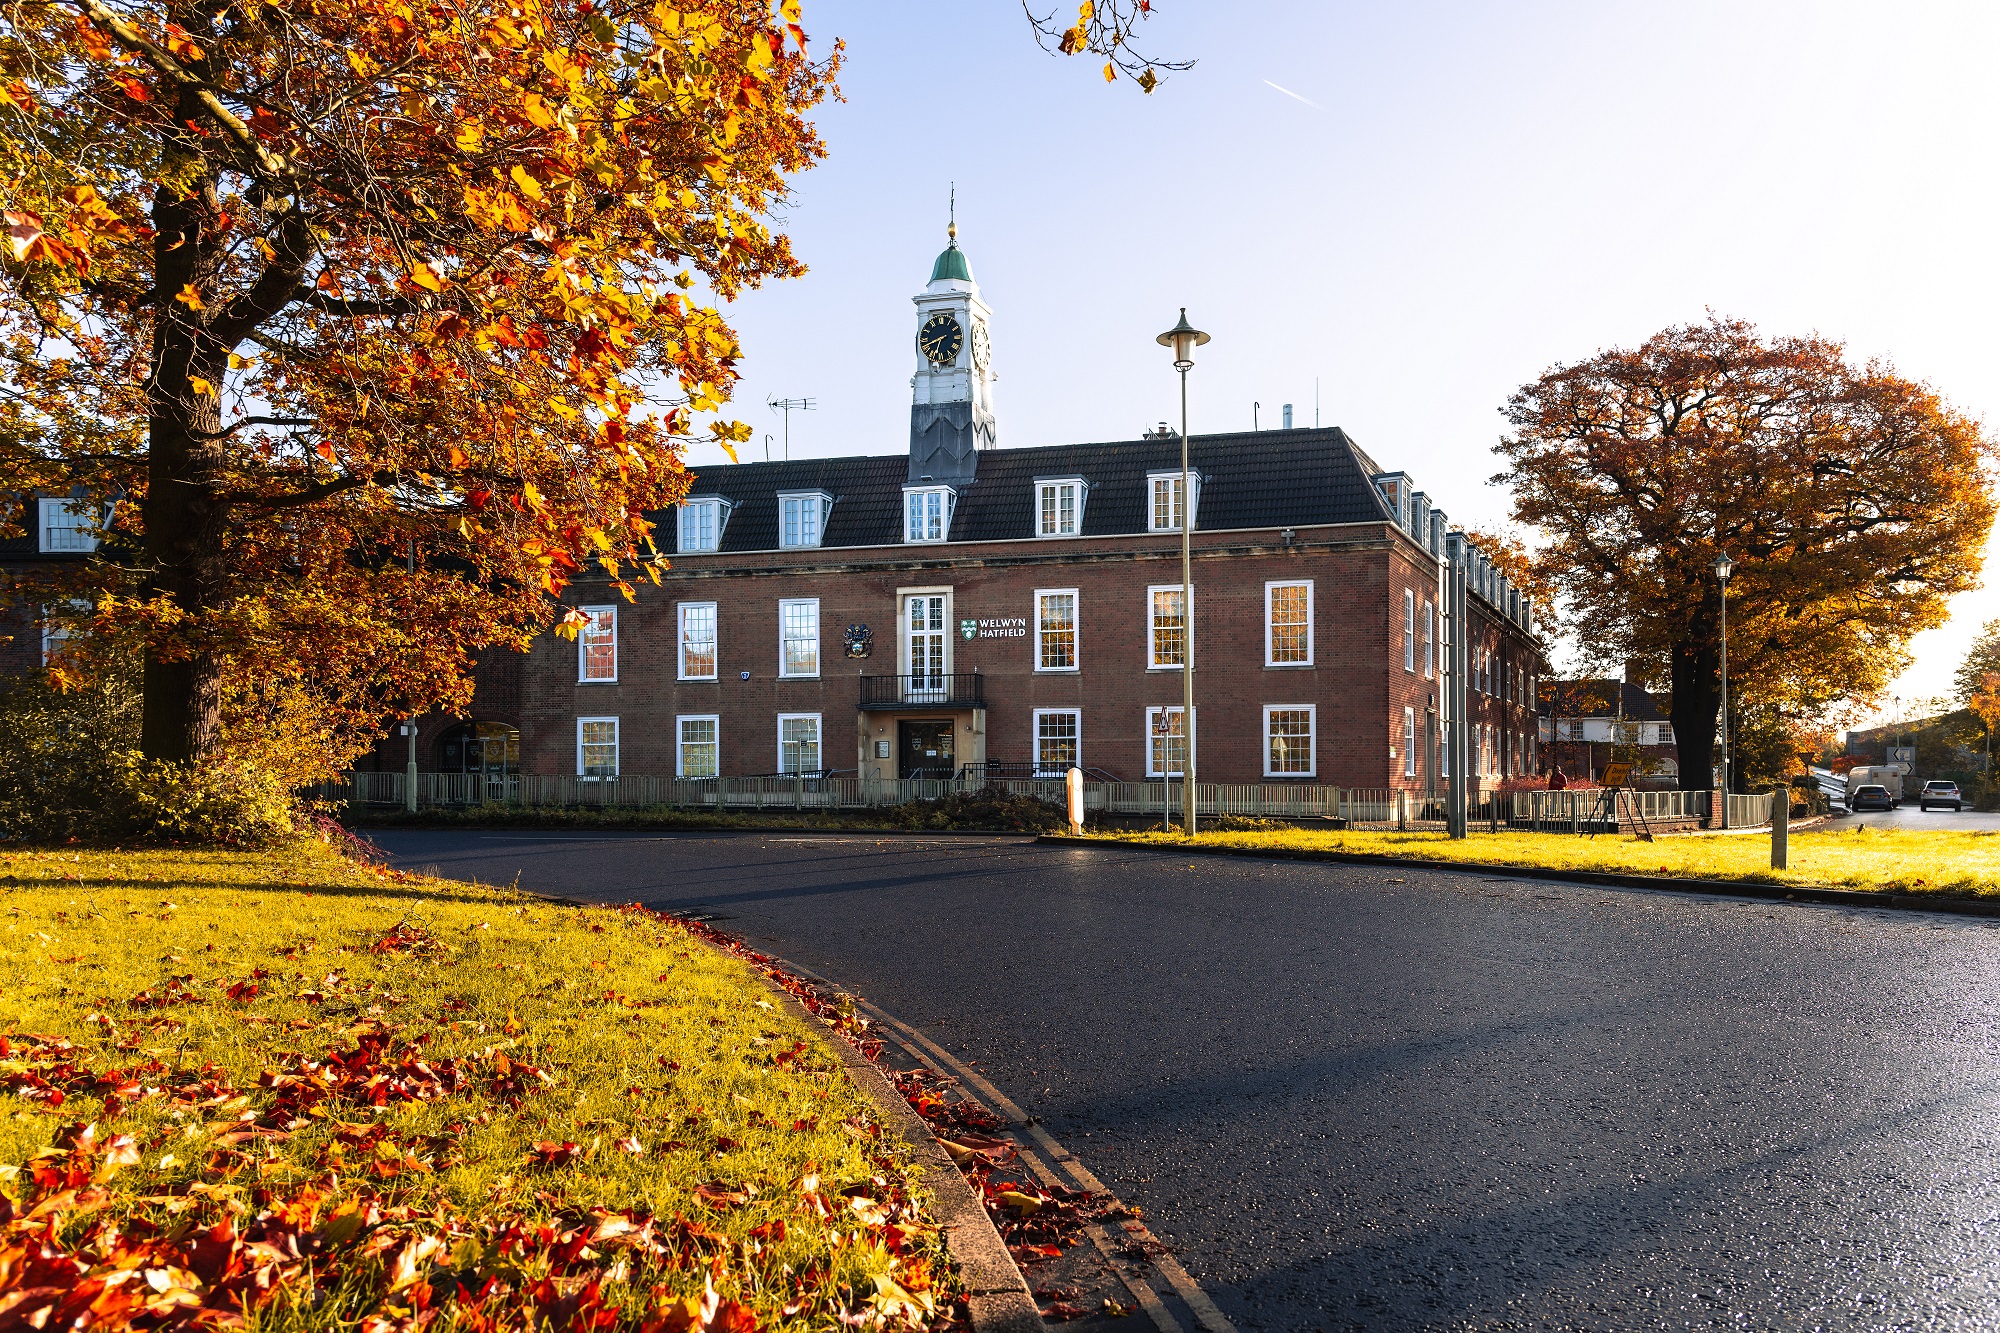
[1156,307,1210,371]
[1712,551,1734,582]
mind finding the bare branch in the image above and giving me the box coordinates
[188,415,316,440]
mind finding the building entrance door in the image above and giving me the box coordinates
[905,594,946,699]
[899,721,955,779]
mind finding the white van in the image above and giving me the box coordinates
[1844,765,1906,807]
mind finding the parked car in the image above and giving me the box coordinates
[1919,779,1963,812]
[1849,784,1894,812]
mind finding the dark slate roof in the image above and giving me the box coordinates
[1538,680,1667,721]
[667,427,1395,554]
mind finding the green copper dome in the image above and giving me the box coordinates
[929,243,973,284]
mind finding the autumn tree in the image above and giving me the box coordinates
[1497,314,1995,792]
[1463,523,1564,647]
[1953,618,2000,704]
[0,0,836,769]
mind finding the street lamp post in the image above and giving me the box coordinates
[1157,309,1209,837]
[1713,551,1733,829]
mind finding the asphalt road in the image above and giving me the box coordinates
[1837,804,2000,831]
[373,830,2000,1331]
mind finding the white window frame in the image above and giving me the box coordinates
[37,498,100,554]
[777,712,823,776]
[1423,600,1435,679]
[778,597,821,679]
[1034,588,1080,673]
[1263,704,1316,778]
[1145,705,1195,778]
[902,485,955,544]
[677,497,731,553]
[1035,477,1087,538]
[676,714,719,779]
[1146,471,1200,533]
[1403,707,1417,777]
[576,716,619,778]
[39,598,85,666]
[777,490,833,549]
[1033,708,1082,776]
[577,605,618,683]
[1264,580,1313,667]
[1403,589,1416,673]
[677,601,717,681]
[1147,583,1191,671]
[899,586,953,679]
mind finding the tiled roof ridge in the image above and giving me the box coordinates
[682,423,1364,477]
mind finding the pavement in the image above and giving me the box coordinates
[372,829,2000,1331]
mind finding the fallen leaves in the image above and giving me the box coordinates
[0,887,955,1333]
[528,1140,582,1168]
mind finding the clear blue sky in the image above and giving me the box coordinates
[696,0,2000,723]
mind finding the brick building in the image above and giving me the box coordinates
[0,496,106,676]
[379,227,1549,791]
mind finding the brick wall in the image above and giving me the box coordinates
[495,519,1541,789]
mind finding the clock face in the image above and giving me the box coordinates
[918,313,963,366]
[970,321,991,372]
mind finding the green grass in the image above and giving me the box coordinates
[1078,824,2000,897]
[0,842,946,1330]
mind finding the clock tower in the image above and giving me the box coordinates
[908,219,996,484]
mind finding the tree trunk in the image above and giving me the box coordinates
[1669,638,1720,796]
[139,181,230,765]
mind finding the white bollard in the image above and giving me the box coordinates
[1066,767,1084,834]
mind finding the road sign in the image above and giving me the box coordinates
[1600,761,1633,790]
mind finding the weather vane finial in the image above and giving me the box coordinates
[947,183,956,243]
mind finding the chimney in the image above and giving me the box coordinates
[1623,658,1647,687]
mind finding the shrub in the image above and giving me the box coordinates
[0,672,297,845]
[1208,813,1289,832]
[113,753,299,846]
[888,789,1069,832]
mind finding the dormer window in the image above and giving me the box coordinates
[1036,478,1087,537]
[903,485,955,544]
[1147,471,1200,533]
[778,491,832,549]
[38,499,100,554]
[678,497,732,553]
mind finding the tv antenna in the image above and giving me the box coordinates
[766,396,815,461]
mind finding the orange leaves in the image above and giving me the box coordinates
[529,1139,583,1167]
[0,0,812,768]
[508,163,546,201]
[4,208,51,263]
[693,1180,753,1209]
[4,186,133,273]
[520,91,560,128]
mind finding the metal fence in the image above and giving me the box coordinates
[319,772,1763,830]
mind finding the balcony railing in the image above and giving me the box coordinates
[858,672,984,709]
